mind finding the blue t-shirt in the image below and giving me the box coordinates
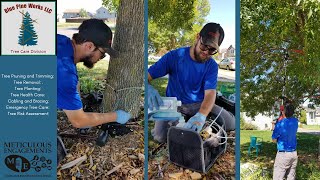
[148,47,218,104]
[57,34,82,110]
[272,117,298,151]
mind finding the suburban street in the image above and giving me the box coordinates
[298,128,320,135]
[57,27,78,38]
[218,68,235,82]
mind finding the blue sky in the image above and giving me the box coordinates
[206,0,235,49]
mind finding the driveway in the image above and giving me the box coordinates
[57,27,78,38]
[298,128,320,135]
[218,68,235,82]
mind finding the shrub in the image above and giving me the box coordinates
[240,116,258,130]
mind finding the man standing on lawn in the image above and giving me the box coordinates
[272,103,298,180]
[57,19,131,128]
[148,22,235,143]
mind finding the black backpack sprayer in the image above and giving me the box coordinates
[149,95,235,173]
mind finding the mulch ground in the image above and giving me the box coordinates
[57,98,145,180]
[57,93,235,180]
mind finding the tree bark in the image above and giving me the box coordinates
[102,0,144,118]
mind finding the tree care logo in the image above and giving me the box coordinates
[1,1,55,55]
[18,11,38,46]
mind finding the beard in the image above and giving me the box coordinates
[193,47,210,63]
[80,54,95,69]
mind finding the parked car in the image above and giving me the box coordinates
[218,57,235,70]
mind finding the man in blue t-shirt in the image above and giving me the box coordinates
[148,23,235,143]
[57,19,131,129]
[272,103,298,180]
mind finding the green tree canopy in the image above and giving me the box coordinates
[148,0,210,53]
[79,8,88,17]
[300,109,307,124]
[241,0,320,117]
[103,0,210,54]
[102,0,119,12]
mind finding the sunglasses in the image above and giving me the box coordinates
[199,38,218,55]
[96,47,106,59]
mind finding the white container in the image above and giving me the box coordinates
[148,97,184,122]
[159,97,182,111]
[149,97,182,113]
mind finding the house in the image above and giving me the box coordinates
[63,9,81,18]
[87,12,94,18]
[217,45,235,60]
[57,13,65,22]
[217,48,227,60]
[242,112,274,130]
[304,103,320,125]
[226,45,235,57]
[94,7,117,22]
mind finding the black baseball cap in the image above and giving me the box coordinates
[78,19,119,57]
[200,23,224,51]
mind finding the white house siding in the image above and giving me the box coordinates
[306,110,320,125]
[95,7,116,19]
[242,112,273,130]
[63,12,80,18]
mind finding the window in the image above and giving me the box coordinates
[309,112,315,119]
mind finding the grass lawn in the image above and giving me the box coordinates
[57,22,81,28]
[77,60,109,94]
[77,60,109,78]
[302,125,320,130]
[148,58,157,66]
[57,22,116,32]
[241,130,320,179]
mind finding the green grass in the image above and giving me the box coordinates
[57,22,81,28]
[241,130,320,179]
[302,125,320,130]
[57,22,115,32]
[148,58,157,66]
[77,60,109,94]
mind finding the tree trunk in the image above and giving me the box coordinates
[102,0,144,118]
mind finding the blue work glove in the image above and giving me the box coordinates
[115,110,131,124]
[148,84,163,111]
[184,112,206,133]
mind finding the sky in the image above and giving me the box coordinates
[57,0,236,49]
[57,0,103,14]
[206,0,235,49]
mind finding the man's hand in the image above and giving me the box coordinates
[148,84,163,111]
[115,110,131,124]
[184,112,206,133]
